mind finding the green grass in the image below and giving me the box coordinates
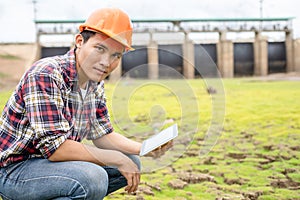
[0,91,12,110]
[0,72,7,78]
[0,78,299,199]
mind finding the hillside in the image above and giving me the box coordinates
[0,43,37,91]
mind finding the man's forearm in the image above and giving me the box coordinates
[92,132,142,155]
[48,139,127,167]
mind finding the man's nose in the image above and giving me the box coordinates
[99,53,112,67]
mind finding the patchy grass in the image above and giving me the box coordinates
[0,72,7,78]
[105,79,300,200]
[0,53,21,60]
[0,78,299,200]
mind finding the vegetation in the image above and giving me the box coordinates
[0,78,299,200]
[0,53,21,60]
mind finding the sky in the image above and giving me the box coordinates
[0,0,299,43]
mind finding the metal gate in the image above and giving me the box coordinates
[234,43,254,76]
[158,44,183,78]
[41,47,70,58]
[268,42,286,74]
[194,44,218,78]
[122,45,148,78]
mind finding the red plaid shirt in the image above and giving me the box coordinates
[0,49,113,167]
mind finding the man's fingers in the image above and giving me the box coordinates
[124,171,140,194]
[132,173,140,193]
[163,140,173,149]
[117,156,141,194]
[145,140,174,158]
[125,173,139,194]
[125,174,133,192]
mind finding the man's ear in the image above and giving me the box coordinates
[75,34,84,48]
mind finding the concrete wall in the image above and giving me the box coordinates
[1,36,299,82]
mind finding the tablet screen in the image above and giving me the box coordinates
[139,124,178,156]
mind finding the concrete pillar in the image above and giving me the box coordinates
[254,31,268,76]
[147,40,159,79]
[219,31,227,41]
[286,31,294,72]
[217,31,234,78]
[27,42,41,70]
[183,35,195,79]
[35,34,43,66]
[109,58,122,82]
[294,39,300,72]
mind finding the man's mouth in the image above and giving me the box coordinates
[94,67,107,74]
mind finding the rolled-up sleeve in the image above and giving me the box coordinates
[23,72,71,158]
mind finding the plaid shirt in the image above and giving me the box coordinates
[0,49,113,167]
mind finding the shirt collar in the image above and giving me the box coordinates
[65,48,78,85]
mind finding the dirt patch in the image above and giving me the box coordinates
[178,172,215,184]
[270,179,300,189]
[0,43,37,92]
[249,72,300,82]
[167,172,215,190]
[168,179,188,189]
[227,152,247,160]
[136,186,155,196]
[224,177,248,185]
[0,57,24,91]
[203,156,217,165]
[242,191,263,200]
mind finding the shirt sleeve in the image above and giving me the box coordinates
[87,82,114,140]
[23,72,71,158]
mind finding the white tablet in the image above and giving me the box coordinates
[139,124,178,156]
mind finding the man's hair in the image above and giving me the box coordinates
[80,30,96,43]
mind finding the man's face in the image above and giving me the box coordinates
[75,33,124,84]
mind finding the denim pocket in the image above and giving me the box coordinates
[0,167,4,178]
[4,160,27,176]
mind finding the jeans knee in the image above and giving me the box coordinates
[74,163,108,199]
[128,155,141,170]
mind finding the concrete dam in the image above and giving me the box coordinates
[35,17,300,79]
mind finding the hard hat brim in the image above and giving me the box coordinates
[81,26,134,51]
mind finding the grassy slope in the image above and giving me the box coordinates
[105,79,300,200]
[0,79,299,200]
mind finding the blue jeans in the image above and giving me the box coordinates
[0,155,140,200]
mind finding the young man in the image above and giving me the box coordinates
[0,8,170,199]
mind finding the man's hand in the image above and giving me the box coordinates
[144,140,173,158]
[117,156,141,194]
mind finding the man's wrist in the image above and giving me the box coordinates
[135,142,142,155]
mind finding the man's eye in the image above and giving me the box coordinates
[96,46,105,52]
[112,54,122,60]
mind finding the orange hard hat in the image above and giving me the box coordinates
[79,8,134,51]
